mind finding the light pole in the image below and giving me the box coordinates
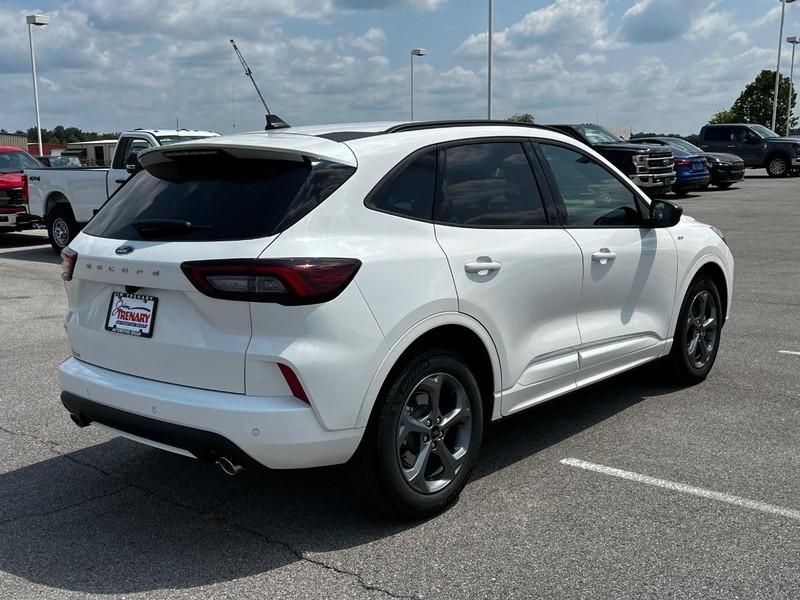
[786,36,800,135]
[772,0,796,132]
[26,14,49,157]
[410,48,427,121]
[488,0,493,120]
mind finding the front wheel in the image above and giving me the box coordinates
[352,349,484,518]
[46,205,79,254]
[668,278,723,383]
[766,154,790,177]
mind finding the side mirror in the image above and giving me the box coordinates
[125,155,143,175]
[646,199,683,228]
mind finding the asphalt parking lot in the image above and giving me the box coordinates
[1,172,799,599]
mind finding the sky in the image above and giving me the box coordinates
[1,0,798,136]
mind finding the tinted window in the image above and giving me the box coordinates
[704,127,732,142]
[436,142,547,227]
[125,139,150,167]
[539,144,642,227]
[0,151,41,173]
[85,153,355,242]
[368,150,435,220]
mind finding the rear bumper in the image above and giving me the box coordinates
[674,173,711,189]
[710,167,745,183]
[0,209,39,230]
[58,357,364,469]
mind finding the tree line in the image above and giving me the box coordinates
[0,126,119,144]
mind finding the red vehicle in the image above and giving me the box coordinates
[0,146,42,234]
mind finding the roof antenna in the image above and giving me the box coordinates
[230,38,289,131]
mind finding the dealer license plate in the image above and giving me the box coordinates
[105,292,158,338]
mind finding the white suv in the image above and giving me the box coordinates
[58,121,733,517]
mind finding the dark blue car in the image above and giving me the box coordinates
[635,137,712,195]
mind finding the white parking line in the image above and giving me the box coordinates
[778,350,800,356]
[560,458,800,522]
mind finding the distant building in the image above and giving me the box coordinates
[27,143,67,157]
[608,126,633,140]
[0,133,27,149]
[63,140,118,166]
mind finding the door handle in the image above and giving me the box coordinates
[591,248,617,264]
[464,260,502,274]
[114,179,127,184]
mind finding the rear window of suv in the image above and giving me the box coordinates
[84,153,355,242]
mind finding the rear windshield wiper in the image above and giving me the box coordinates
[132,219,212,239]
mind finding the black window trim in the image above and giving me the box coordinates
[432,136,559,230]
[532,138,652,230]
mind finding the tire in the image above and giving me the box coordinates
[671,185,687,196]
[715,182,733,189]
[352,349,484,519]
[46,205,79,255]
[698,183,710,192]
[667,277,723,383]
[766,153,790,178]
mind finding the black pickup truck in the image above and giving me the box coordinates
[550,124,677,196]
[697,123,800,177]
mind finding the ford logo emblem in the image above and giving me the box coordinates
[115,246,134,255]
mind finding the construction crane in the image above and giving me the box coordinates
[230,38,289,130]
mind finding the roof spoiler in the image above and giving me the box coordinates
[266,114,290,131]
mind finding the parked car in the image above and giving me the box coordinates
[698,123,800,177]
[550,124,677,196]
[0,146,42,234]
[636,137,744,190]
[24,129,219,252]
[58,120,734,518]
[36,155,83,168]
[633,137,709,195]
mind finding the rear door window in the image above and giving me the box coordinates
[85,152,355,241]
[704,127,732,142]
[435,142,548,227]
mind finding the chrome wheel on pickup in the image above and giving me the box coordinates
[767,154,789,177]
[46,204,80,254]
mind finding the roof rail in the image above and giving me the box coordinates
[385,120,563,134]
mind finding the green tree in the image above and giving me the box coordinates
[709,109,737,124]
[710,70,798,131]
[507,113,535,124]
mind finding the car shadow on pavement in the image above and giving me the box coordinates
[0,362,689,595]
[0,245,60,265]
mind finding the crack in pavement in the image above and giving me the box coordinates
[0,486,132,527]
[0,424,416,600]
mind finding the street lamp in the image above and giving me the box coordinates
[786,36,800,135]
[772,0,796,132]
[410,48,427,121]
[26,14,49,157]
[488,0,493,120]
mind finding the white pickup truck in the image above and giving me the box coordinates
[25,129,219,252]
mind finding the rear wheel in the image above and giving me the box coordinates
[352,349,484,518]
[766,153,790,177]
[668,277,723,383]
[715,182,733,189]
[46,205,79,254]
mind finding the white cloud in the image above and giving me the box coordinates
[338,27,386,53]
[574,53,606,67]
[456,0,611,59]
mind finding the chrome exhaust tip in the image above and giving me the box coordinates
[216,456,244,476]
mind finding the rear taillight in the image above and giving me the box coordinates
[181,258,362,305]
[22,175,29,203]
[61,248,77,281]
[674,159,692,167]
